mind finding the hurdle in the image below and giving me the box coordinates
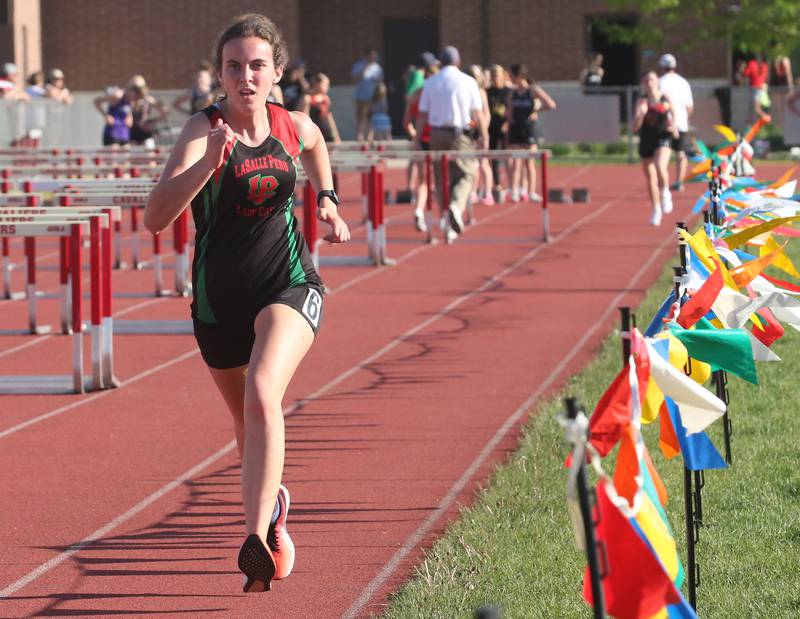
[0,220,98,394]
[0,207,117,370]
[55,192,189,295]
[339,147,553,243]
[4,177,157,272]
[300,162,391,268]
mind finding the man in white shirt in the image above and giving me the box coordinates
[415,45,487,242]
[658,53,693,191]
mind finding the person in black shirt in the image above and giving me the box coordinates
[278,58,309,113]
[486,64,511,200]
[145,13,349,593]
[506,64,556,202]
[632,70,678,226]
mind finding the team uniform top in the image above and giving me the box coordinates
[637,96,671,158]
[191,102,322,326]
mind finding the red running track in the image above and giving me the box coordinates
[1,164,699,617]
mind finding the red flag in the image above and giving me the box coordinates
[659,400,681,459]
[584,483,682,618]
[588,365,631,457]
[677,266,723,329]
[762,272,800,293]
[753,308,785,347]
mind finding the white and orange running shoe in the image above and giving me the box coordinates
[267,484,295,579]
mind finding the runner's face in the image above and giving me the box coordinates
[221,37,283,111]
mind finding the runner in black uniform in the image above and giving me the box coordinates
[191,100,324,367]
[505,64,555,203]
[144,13,349,594]
[632,70,677,226]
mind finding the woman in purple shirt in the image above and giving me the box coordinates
[93,86,133,146]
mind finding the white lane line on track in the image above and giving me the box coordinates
[341,215,677,619]
[0,165,593,598]
[0,166,568,432]
[0,202,522,438]
[0,349,200,440]
[0,440,237,599]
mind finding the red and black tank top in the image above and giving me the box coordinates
[190,102,322,325]
[639,96,670,140]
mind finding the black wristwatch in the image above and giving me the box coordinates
[317,189,339,207]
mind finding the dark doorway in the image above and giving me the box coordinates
[383,17,439,137]
[586,14,639,121]
[586,14,639,86]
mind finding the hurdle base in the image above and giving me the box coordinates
[319,256,380,267]
[4,291,26,301]
[113,319,194,335]
[0,374,91,395]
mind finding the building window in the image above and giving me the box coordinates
[0,1,8,26]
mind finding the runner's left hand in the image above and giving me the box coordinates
[318,203,350,243]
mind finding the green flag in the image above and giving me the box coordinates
[669,324,758,385]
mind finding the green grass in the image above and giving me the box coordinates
[385,249,800,618]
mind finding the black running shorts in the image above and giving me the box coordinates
[670,131,690,153]
[193,285,323,369]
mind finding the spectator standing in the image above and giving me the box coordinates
[770,54,794,126]
[506,64,555,202]
[739,54,771,123]
[658,53,693,191]
[306,73,340,143]
[26,71,46,97]
[94,85,133,146]
[416,45,487,243]
[370,82,392,141]
[403,52,439,232]
[0,62,29,101]
[45,68,73,104]
[468,64,494,205]
[279,59,309,113]
[351,49,384,141]
[580,52,604,90]
[632,70,677,226]
[486,64,511,200]
[172,67,215,115]
[127,75,168,147]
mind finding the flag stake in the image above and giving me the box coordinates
[564,397,607,619]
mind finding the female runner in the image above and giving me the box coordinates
[144,13,350,592]
[632,70,677,226]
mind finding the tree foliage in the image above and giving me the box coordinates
[603,0,800,56]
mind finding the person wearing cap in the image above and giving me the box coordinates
[416,45,488,243]
[403,52,440,231]
[658,53,692,191]
[45,68,73,104]
[0,62,30,101]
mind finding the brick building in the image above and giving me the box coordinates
[3,0,727,89]
[2,0,730,141]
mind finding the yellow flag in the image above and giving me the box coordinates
[723,216,800,250]
[642,379,664,424]
[679,228,738,290]
[714,124,738,143]
[760,236,800,277]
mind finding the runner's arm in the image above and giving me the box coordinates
[145,113,229,233]
[293,112,350,243]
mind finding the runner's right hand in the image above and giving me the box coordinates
[205,118,235,170]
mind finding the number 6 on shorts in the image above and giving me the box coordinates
[302,288,322,328]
